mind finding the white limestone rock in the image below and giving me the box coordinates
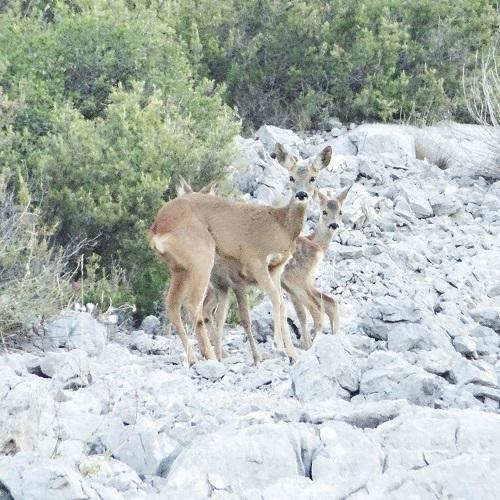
[39,349,93,389]
[95,420,178,476]
[140,315,162,336]
[348,124,416,160]
[470,306,500,333]
[161,423,319,498]
[194,360,226,381]
[387,323,451,352]
[0,455,97,500]
[44,311,107,356]
[359,351,444,407]
[255,125,304,156]
[292,335,361,402]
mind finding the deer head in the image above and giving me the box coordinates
[316,185,352,231]
[274,143,332,204]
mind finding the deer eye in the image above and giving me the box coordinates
[322,210,327,216]
[309,176,315,182]
[289,176,295,182]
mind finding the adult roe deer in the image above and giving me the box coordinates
[203,186,351,361]
[149,143,331,365]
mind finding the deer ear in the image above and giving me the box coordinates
[336,184,353,206]
[208,182,218,195]
[200,180,217,194]
[176,175,192,196]
[315,189,328,204]
[274,143,295,169]
[312,145,332,172]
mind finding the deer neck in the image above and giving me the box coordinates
[310,219,333,253]
[282,196,308,242]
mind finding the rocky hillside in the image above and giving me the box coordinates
[1,122,499,499]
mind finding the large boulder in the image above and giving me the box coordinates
[347,124,416,160]
[359,351,444,407]
[39,349,93,389]
[470,306,500,333]
[0,455,96,500]
[43,311,107,356]
[412,122,499,179]
[387,323,452,353]
[78,455,149,498]
[93,420,178,477]
[346,408,500,499]
[255,125,304,156]
[312,421,384,498]
[160,423,319,498]
[291,335,362,402]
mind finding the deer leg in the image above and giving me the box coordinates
[307,298,324,341]
[323,293,340,334]
[213,285,230,361]
[310,288,340,334]
[187,289,217,361]
[251,265,286,354]
[233,285,261,365]
[182,231,217,362]
[203,284,218,346]
[165,269,198,366]
[283,283,311,350]
[269,266,299,362]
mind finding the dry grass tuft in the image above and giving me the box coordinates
[0,179,81,349]
[465,35,500,179]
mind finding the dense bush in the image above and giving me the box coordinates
[171,0,499,128]
[0,1,240,317]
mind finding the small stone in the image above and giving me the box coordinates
[44,311,107,356]
[336,245,364,260]
[487,285,500,298]
[470,307,500,332]
[140,315,162,336]
[453,335,477,357]
[194,360,226,381]
[39,349,93,389]
[430,194,460,216]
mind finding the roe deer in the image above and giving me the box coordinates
[281,186,351,349]
[202,186,351,361]
[149,143,331,365]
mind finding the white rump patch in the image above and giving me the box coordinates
[151,234,173,254]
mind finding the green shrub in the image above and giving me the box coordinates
[0,2,240,317]
[171,0,499,129]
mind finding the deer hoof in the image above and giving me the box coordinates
[205,349,218,361]
[187,351,199,366]
[252,352,262,365]
[302,339,313,350]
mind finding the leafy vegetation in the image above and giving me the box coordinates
[0,1,240,317]
[0,0,497,320]
[172,0,498,128]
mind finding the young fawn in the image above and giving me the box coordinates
[149,143,331,365]
[281,186,351,349]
